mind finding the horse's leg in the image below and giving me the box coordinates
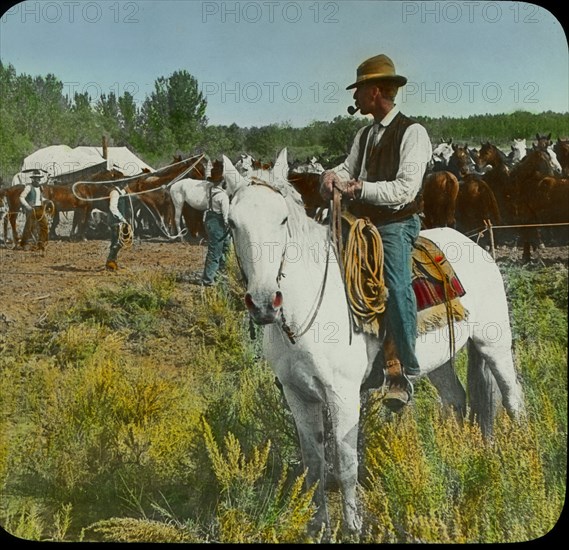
[427,360,467,419]
[77,207,90,240]
[466,340,501,438]
[280,387,329,535]
[469,327,525,432]
[173,199,183,240]
[50,210,59,239]
[2,214,8,244]
[9,212,19,246]
[327,389,362,536]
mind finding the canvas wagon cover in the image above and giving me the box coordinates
[12,145,153,185]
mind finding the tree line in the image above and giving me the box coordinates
[1,61,567,182]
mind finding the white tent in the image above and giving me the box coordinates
[75,146,154,176]
[12,145,153,185]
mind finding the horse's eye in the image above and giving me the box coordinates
[281,217,288,226]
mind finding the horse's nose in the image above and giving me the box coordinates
[244,291,283,312]
[273,291,283,309]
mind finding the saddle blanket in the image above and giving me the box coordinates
[412,236,468,335]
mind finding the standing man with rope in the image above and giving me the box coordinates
[197,179,231,286]
[18,169,49,252]
[320,54,432,411]
[106,181,132,272]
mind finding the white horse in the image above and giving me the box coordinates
[510,138,527,164]
[223,148,525,535]
[168,169,241,239]
[168,177,214,238]
[431,139,453,168]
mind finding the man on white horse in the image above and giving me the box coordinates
[320,53,432,411]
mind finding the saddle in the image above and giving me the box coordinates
[338,211,467,337]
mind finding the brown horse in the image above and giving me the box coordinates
[287,171,326,217]
[475,142,513,224]
[508,148,556,260]
[45,169,125,239]
[447,143,474,179]
[553,138,569,177]
[420,170,460,229]
[124,154,209,238]
[455,175,501,247]
[0,169,124,244]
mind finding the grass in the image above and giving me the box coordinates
[0,261,566,542]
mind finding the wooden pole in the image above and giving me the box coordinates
[102,135,108,160]
[488,220,496,259]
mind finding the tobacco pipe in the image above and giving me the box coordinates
[347,105,359,115]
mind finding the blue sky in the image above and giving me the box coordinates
[1,0,567,127]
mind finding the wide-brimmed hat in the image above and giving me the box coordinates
[346,54,407,90]
[26,169,45,180]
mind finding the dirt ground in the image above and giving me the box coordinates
[0,228,208,339]
[1,219,567,341]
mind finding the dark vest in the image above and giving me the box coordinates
[349,112,423,225]
[25,185,42,206]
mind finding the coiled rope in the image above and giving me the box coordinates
[342,215,387,329]
[330,185,387,337]
[118,221,134,249]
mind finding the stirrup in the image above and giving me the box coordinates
[381,359,414,412]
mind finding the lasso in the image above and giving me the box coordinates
[70,153,206,202]
[118,221,134,249]
[342,215,387,326]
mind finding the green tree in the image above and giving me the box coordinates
[139,70,207,158]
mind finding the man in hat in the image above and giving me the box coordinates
[106,181,132,271]
[320,54,432,411]
[198,179,231,286]
[18,169,49,251]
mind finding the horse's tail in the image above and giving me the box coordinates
[466,339,501,438]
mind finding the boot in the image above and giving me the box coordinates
[106,259,118,271]
[383,359,413,413]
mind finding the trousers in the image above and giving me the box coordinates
[202,211,231,285]
[375,213,421,376]
[20,206,49,248]
[107,223,123,262]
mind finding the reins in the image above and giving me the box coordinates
[240,177,333,345]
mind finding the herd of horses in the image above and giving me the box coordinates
[422,134,569,260]
[1,135,567,262]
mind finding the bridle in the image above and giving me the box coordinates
[233,176,332,345]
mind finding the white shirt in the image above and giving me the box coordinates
[332,105,432,209]
[208,187,230,225]
[109,187,127,221]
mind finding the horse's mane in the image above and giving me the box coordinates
[234,168,320,241]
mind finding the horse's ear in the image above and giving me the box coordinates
[273,148,289,180]
[222,155,248,196]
